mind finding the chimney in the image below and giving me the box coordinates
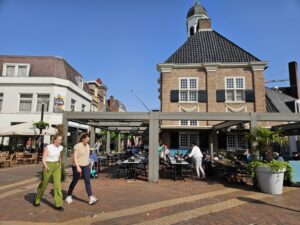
[197,18,212,31]
[109,96,114,112]
[289,61,300,99]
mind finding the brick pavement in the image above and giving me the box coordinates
[0,165,299,225]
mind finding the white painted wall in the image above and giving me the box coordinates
[0,77,91,143]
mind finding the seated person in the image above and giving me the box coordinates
[131,145,138,155]
[273,152,284,161]
[89,149,98,172]
[244,148,253,162]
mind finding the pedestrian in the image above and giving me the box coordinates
[34,135,64,211]
[188,142,205,179]
[65,133,98,205]
[93,139,101,154]
[25,137,32,152]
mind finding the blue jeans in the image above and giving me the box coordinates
[67,165,92,197]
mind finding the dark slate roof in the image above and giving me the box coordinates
[265,88,297,113]
[165,30,260,64]
[0,55,90,94]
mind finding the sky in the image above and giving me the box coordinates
[0,0,299,112]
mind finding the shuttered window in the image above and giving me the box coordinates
[179,78,198,103]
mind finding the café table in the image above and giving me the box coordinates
[122,159,144,180]
[170,157,189,181]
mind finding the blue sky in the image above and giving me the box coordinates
[0,0,299,111]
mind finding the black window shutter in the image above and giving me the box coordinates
[216,90,225,102]
[245,90,255,102]
[170,90,179,103]
[198,90,207,103]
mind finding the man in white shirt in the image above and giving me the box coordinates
[188,142,205,179]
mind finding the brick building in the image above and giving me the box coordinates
[157,1,299,152]
[87,78,108,112]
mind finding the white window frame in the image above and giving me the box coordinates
[179,77,198,103]
[226,134,246,150]
[18,94,33,112]
[179,132,199,148]
[225,77,245,103]
[36,94,50,112]
[2,63,30,77]
[180,120,198,126]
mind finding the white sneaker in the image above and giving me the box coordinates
[89,196,98,205]
[65,195,73,204]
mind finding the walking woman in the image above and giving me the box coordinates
[65,133,98,205]
[34,135,64,211]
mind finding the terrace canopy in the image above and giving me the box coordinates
[62,112,300,182]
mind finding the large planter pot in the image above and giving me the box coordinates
[256,166,286,195]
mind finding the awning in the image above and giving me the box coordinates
[0,122,57,136]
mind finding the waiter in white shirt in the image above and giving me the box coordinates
[188,142,205,179]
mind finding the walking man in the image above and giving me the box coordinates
[188,142,205,179]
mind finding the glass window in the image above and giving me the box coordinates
[19,94,32,112]
[6,66,15,77]
[18,66,28,77]
[226,90,235,102]
[181,120,188,126]
[190,120,198,126]
[189,134,197,145]
[227,135,236,148]
[225,77,245,102]
[226,78,234,89]
[236,78,244,89]
[236,90,245,102]
[81,104,86,112]
[0,94,3,111]
[70,99,76,112]
[189,79,197,89]
[179,78,198,102]
[180,133,198,147]
[179,91,188,102]
[180,79,188,89]
[36,94,50,112]
[237,135,245,148]
[189,90,197,102]
[180,134,188,147]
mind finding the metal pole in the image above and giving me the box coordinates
[37,104,44,164]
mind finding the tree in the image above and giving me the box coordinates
[245,127,288,161]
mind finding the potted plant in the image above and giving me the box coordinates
[245,127,290,194]
[33,121,49,130]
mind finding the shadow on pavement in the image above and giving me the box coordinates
[237,196,300,213]
[24,192,56,209]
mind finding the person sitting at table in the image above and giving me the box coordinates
[188,142,205,179]
[131,145,138,156]
[160,144,170,161]
[89,149,98,172]
[273,152,284,161]
[244,148,253,162]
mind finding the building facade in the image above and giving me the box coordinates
[157,1,268,151]
[87,78,108,112]
[0,55,91,144]
[107,95,126,112]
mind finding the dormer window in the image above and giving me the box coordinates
[2,63,30,77]
[75,76,83,89]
